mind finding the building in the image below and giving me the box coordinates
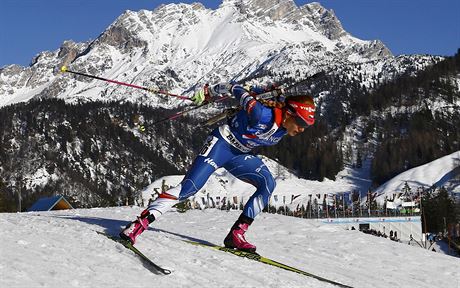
[28,195,74,212]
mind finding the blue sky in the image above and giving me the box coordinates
[0,0,459,67]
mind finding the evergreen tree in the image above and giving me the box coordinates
[422,187,456,233]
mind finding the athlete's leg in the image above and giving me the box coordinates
[120,134,240,243]
[224,154,276,219]
[147,135,239,218]
[222,154,276,251]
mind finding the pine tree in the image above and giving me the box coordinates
[422,187,456,233]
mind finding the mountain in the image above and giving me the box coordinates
[1,207,458,287]
[373,151,460,203]
[0,0,458,212]
[0,99,209,211]
[0,0,436,107]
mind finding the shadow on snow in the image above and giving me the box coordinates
[50,214,217,246]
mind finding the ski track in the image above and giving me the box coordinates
[1,207,459,288]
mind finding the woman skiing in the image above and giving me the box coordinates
[120,82,316,253]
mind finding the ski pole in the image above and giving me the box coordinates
[59,66,192,101]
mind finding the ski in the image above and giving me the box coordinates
[96,231,172,275]
[183,240,353,288]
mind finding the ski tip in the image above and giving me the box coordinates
[60,65,68,73]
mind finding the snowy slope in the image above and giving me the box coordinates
[1,207,458,288]
[374,151,460,203]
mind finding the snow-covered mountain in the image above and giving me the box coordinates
[374,151,460,204]
[0,0,441,107]
[0,0,457,212]
[1,207,458,288]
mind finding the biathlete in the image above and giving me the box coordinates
[120,82,316,252]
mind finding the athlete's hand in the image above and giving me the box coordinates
[191,84,211,105]
[191,89,206,105]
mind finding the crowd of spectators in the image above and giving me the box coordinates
[351,226,400,242]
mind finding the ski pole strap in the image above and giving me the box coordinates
[203,84,213,103]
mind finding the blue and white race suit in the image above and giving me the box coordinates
[148,85,288,220]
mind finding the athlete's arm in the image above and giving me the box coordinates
[230,85,264,126]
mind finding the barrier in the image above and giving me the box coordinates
[321,216,422,242]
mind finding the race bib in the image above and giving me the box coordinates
[199,136,218,157]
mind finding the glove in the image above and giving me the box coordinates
[191,83,232,105]
[191,84,213,105]
[191,89,206,105]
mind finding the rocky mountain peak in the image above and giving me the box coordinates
[57,40,84,67]
[299,2,346,40]
[226,0,299,21]
[0,0,434,108]
[219,0,348,41]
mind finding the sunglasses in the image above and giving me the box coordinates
[294,116,309,128]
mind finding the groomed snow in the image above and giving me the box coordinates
[1,207,458,288]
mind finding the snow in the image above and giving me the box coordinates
[0,83,49,107]
[1,207,458,288]
[0,0,402,108]
[24,167,58,191]
[374,151,460,202]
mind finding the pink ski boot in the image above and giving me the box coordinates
[224,214,256,253]
[120,209,155,244]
